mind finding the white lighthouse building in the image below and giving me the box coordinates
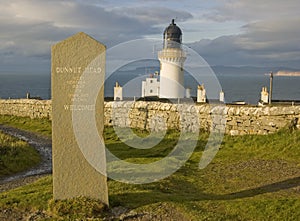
[158,19,186,98]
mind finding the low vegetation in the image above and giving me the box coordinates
[0,116,299,220]
[0,132,41,178]
[0,115,51,137]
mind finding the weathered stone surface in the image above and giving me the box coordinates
[51,32,108,204]
[0,99,52,119]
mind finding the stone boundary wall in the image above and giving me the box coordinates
[104,102,300,135]
[0,99,52,120]
[1,99,300,135]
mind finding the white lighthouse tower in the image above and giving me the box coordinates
[158,19,186,98]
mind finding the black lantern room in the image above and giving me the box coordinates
[163,19,183,49]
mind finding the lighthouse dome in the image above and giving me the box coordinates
[163,19,182,48]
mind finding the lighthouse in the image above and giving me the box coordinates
[158,19,186,98]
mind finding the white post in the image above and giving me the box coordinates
[219,90,225,103]
[197,85,206,103]
[114,82,123,101]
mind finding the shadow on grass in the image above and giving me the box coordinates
[222,176,300,200]
[105,137,207,161]
[110,176,300,207]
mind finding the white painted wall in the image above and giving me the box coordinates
[141,77,160,97]
[158,49,186,99]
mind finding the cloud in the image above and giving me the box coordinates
[0,0,300,74]
[0,0,169,72]
[5,0,159,36]
[189,18,300,68]
[0,1,193,58]
[112,6,193,23]
[193,1,300,68]
[205,0,300,22]
[275,71,300,76]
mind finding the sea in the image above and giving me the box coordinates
[1,65,300,104]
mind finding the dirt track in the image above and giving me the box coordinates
[0,125,52,192]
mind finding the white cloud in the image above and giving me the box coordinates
[206,0,300,22]
[189,18,300,68]
[0,0,193,56]
[0,0,196,73]
[0,0,300,73]
[111,6,193,23]
[0,0,162,70]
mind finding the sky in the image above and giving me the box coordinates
[0,0,300,74]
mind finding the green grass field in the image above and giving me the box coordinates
[0,115,51,137]
[0,115,299,220]
[0,132,41,178]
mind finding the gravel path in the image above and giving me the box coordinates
[0,125,52,192]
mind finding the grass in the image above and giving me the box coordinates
[0,115,299,220]
[0,115,51,137]
[0,132,41,178]
[0,176,52,210]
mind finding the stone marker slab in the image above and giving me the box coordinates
[51,32,108,205]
